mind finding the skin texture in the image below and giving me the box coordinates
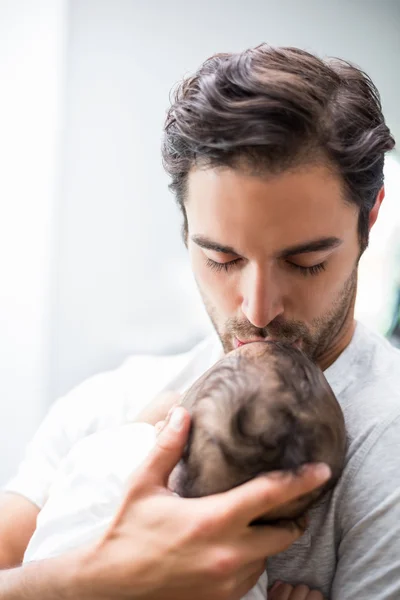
[186,163,383,370]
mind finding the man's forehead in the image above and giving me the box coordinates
[186,162,343,203]
[185,164,356,252]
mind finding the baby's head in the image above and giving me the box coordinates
[171,341,346,523]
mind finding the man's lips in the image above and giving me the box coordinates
[234,338,265,349]
[233,337,302,349]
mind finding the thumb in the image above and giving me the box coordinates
[134,407,191,490]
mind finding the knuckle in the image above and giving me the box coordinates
[210,548,239,579]
[216,578,236,599]
[190,511,220,539]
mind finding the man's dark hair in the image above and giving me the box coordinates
[174,342,346,520]
[162,44,395,250]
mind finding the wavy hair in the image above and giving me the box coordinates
[162,44,395,248]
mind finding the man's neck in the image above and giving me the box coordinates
[318,318,357,372]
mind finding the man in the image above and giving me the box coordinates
[0,44,397,599]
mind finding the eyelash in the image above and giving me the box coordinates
[287,262,327,276]
[205,257,327,276]
[205,257,243,273]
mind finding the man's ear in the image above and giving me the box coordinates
[369,186,385,230]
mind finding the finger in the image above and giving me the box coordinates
[289,584,311,600]
[154,397,181,435]
[130,407,191,490]
[135,391,181,425]
[269,581,283,594]
[217,464,331,525]
[230,564,266,600]
[166,401,181,419]
[240,520,305,561]
[306,591,324,600]
[269,582,293,600]
[154,421,165,434]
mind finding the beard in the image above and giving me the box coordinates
[200,267,358,362]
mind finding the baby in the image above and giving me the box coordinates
[23,341,346,599]
[172,341,345,520]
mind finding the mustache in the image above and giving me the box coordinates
[226,317,309,343]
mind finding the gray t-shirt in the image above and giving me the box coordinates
[268,322,400,599]
[5,321,400,598]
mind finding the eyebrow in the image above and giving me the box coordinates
[277,237,342,258]
[191,235,239,255]
[191,234,342,257]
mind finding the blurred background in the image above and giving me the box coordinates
[0,0,399,485]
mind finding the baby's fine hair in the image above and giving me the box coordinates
[175,342,346,517]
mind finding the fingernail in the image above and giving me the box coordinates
[299,462,331,482]
[313,463,331,481]
[169,407,185,431]
[167,405,176,420]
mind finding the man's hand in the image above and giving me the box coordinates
[72,406,331,600]
[269,581,325,600]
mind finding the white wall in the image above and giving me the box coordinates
[51,0,400,400]
[0,0,67,484]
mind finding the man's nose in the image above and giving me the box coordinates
[241,264,284,329]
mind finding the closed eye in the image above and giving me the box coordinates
[205,257,327,276]
[205,257,243,273]
[288,262,326,276]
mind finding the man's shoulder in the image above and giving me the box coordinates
[330,322,400,420]
[328,323,400,472]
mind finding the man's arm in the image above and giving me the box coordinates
[0,493,39,568]
[0,553,78,600]
[332,414,400,599]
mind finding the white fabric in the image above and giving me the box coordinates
[4,336,223,509]
[23,423,157,562]
[23,421,268,599]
